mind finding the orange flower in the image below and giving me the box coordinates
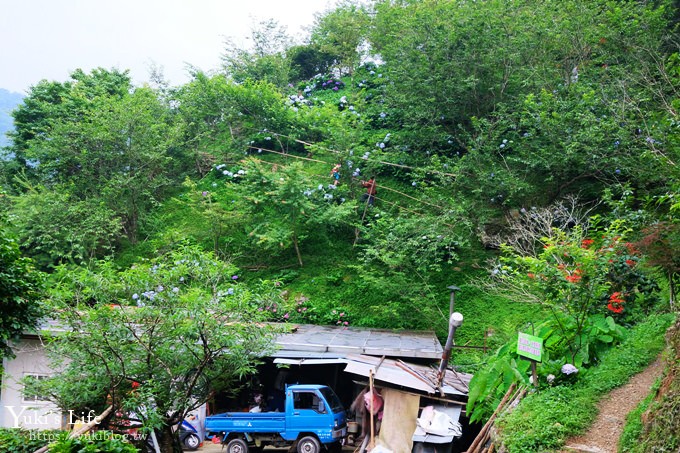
[565,274,582,283]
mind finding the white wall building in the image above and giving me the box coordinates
[0,336,65,429]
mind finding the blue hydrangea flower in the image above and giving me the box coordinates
[561,364,579,375]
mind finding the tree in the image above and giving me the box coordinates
[232,159,356,267]
[9,188,122,268]
[636,221,680,310]
[34,245,279,453]
[0,215,45,357]
[6,81,182,264]
[486,222,653,366]
[221,19,293,88]
[288,44,337,82]
[310,1,371,76]
[5,68,131,185]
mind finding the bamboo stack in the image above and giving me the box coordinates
[466,384,527,453]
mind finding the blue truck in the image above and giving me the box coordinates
[205,384,347,453]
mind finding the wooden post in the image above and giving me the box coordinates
[369,370,376,450]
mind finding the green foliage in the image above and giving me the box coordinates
[620,320,680,453]
[9,189,122,268]
[6,69,131,180]
[230,159,356,266]
[0,219,45,357]
[467,219,663,422]
[310,1,371,75]
[288,44,336,81]
[1,4,679,450]
[496,313,675,452]
[618,387,658,453]
[358,213,465,274]
[465,311,626,423]
[491,224,653,362]
[38,244,279,451]
[0,429,63,453]
[221,19,293,88]
[48,432,137,453]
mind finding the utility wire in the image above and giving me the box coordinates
[269,132,458,179]
[243,145,453,218]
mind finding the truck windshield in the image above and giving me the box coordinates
[319,387,344,413]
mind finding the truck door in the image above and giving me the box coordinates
[289,389,328,436]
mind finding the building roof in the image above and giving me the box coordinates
[341,353,471,398]
[272,324,444,360]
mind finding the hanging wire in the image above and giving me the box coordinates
[269,132,458,179]
[241,145,454,219]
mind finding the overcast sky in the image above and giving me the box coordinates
[0,0,332,94]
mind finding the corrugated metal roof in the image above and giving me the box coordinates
[342,354,471,398]
[273,324,443,359]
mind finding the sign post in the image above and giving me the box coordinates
[517,332,543,387]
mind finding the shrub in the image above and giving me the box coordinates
[49,431,138,453]
[0,429,64,453]
[497,313,675,452]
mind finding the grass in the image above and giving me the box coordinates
[619,318,680,453]
[497,313,676,453]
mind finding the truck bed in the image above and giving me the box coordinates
[205,411,285,434]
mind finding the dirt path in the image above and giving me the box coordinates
[561,356,664,453]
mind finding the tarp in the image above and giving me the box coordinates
[376,388,420,453]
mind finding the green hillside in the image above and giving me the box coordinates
[1,1,678,451]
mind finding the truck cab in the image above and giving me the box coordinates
[206,384,347,453]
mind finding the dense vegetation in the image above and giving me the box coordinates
[1,0,679,451]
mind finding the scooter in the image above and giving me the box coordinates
[179,420,201,451]
[146,420,201,452]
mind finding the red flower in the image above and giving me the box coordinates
[610,292,625,303]
[581,239,594,248]
[527,273,535,279]
[565,274,582,283]
[607,302,624,314]
[607,292,625,313]
[625,259,635,267]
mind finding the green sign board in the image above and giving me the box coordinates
[517,332,543,362]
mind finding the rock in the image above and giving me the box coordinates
[563,444,603,452]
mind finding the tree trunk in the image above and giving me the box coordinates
[669,270,676,312]
[160,424,182,453]
[292,232,304,267]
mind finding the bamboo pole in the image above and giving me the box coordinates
[33,405,113,453]
[368,370,376,451]
[466,384,518,453]
[469,386,526,453]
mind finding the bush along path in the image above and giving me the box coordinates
[561,356,665,453]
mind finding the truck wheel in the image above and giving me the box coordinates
[297,436,321,453]
[226,438,249,453]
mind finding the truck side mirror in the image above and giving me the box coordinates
[317,401,326,413]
